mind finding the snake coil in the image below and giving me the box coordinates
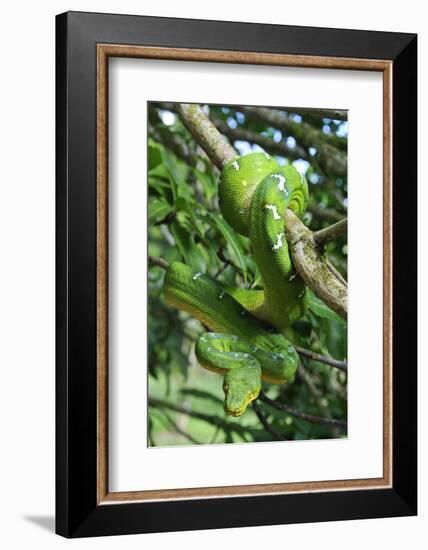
[164,152,309,416]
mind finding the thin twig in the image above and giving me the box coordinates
[314,218,347,246]
[148,256,169,270]
[298,360,322,398]
[213,118,308,162]
[259,392,347,429]
[240,106,348,153]
[213,262,229,279]
[239,106,347,175]
[252,400,288,441]
[291,107,348,122]
[299,358,342,438]
[213,247,232,278]
[307,203,344,223]
[215,247,246,278]
[295,346,347,372]
[162,410,201,445]
[149,398,253,437]
[325,258,348,287]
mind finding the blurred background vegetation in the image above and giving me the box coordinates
[148,102,347,446]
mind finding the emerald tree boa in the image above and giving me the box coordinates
[163,152,309,416]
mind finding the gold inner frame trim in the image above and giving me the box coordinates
[96,44,393,505]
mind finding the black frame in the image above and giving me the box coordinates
[56,11,417,538]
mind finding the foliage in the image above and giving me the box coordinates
[148,102,347,446]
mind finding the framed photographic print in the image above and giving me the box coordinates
[56,11,417,538]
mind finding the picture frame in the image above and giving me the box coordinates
[56,10,417,538]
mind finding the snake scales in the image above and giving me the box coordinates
[163,152,309,416]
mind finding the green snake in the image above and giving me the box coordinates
[163,152,309,416]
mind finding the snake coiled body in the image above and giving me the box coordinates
[163,152,309,416]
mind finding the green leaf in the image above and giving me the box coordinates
[209,213,247,282]
[191,167,217,201]
[148,197,173,223]
[170,219,205,272]
[162,148,191,200]
[148,176,174,204]
[174,197,186,211]
[307,290,345,324]
[148,163,170,179]
[148,139,163,169]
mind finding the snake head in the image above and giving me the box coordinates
[223,361,262,417]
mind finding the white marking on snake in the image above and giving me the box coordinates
[192,272,202,281]
[232,160,240,171]
[272,174,290,198]
[272,232,285,251]
[241,180,248,187]
[288,272,297,282]
[272,173,286,190]
[265,204,281,220]
[218,290,225,300]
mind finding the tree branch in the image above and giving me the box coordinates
[252,400,288,441]
[159,410,201,445]
[176,104,236,169]
[294,346,347,372]
[149,398,253,437]
[307,202,344,223]
[240,106,347,176]
[284,209,347,319]
[325,258,348,287]
[213,118,308,162]
[291,107,348,122]
[314,218,347,246]
[240,105,348,153]
[259,392,347,429]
